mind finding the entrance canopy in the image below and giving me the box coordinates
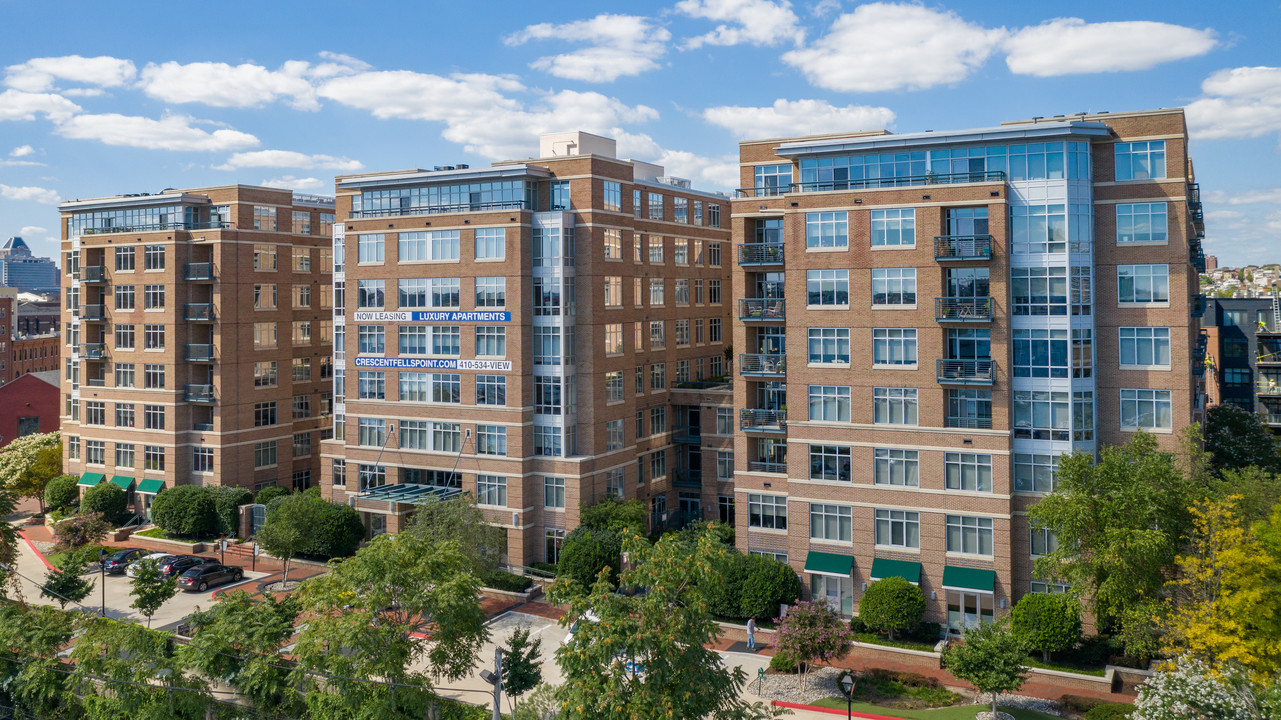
[357,483,463,505]
[77,472,106,487]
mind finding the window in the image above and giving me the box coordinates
[116,443,135,468]
[1119,327,1171,367]
[399,420,461,452]
[358,464,386,491]
[67,436,80,460]
[331,459,346,488]
[648,278,665,306]
[292,248,312,275]
[475,277,506,307]
[608,469,626,499]
[253,206,276,231]
[602,228,621,259]
[806,211,848,249]
[1116,202,1168,243]
[115,246,135,271]
[1012,267,1067,316]
[708,204,722,228]
[709,317,722,343]
[808,385,851,422]
[1011,204,1067,254]
[114,285,135,310]
[1115,140,1166,181]
[872,328,917,366]
[873,387,918,425]
[477,475,507,507]
[810,503,852,542]
[748,494,788,530]
[144,244,165,270]
[871,268,916,305]
[254,402,277,427]
[471,227,506,260]
[477,425,507,456]
[755,164,792,195]
[606,419,624,451]
[601,277,623,309]
[293,432,312,458]
[716,407,733,435]
[806,269,849,306]
[357,418,387,447]
[1013,329,1069,378]
[871,209,915,247]
[651,449,666,479]
[115,324,135,350]
[647,192,663,220]
[708,280,722,305]
[144,445,165,471]
[143,284,164,309]
[675,319,690,346]
[808,327,850,364]
[254,283,279,310]
[809,445,851,482]
[674,279,689,306]
[875,509,920,549]
[115,403,135,428]
[143,324,164,349]
[115,363,135,387]
[674,196,688,223]
[648,236,664,264]
[476,375,506,405]
[606,371,623,403]
[650,363,666,391]
[946,515,994,555]
[945,453,992,492]
[1014,391,1070,441]
[292,358,312,382]
[292,395,311,419]
[544,476,566,508]
[251,244,277,272]
[294,284,312,308]
[1030,528,1059,557]
[717,450,734,480]
[633,189,642,218]
[1121,389,1173,430]
[357,233,385,263]
[1015,453,1058,493]
[534,377,563,416]
[649,321,665,349]
[254,322,277,349]
[475,326,506,357]
[253,441,277,469]
[430,373,461,403]
[143,364,165,389]
[874,448,919,486]
[1117,265,1170,303]
[603,181,621,211]
[357,371,385,399]
[83,440,105,465]
[357,279,384,309]
[357,325,384,354]
[650,406,667,435]
[604,324,623,356]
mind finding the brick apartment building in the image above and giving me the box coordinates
[59,186,335,513]
[1203,296,1281,426]
[320,132,734,566]
[729,108,1204,632]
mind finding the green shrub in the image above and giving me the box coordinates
[1012,592,1083,662]
[305,501,365,559]
[530,562,558,576]
[43,475,80,513]
[578,498,646,533]
[1085,703,1133,720]
[255,485,290,506]
[1061,694,1109,713]
[768,650,802,673]
[912,621,944,644]
[556,526,622,589]
[705,550,749,617]
[81,482,128,526]
[302,486,321,499]
[150,485,219,538]
[864,667,942,689]
[206,486,253,537]
[739,554,800,620]
[850,616,869,633]
[859,577,927,640]
[477,568,534,593]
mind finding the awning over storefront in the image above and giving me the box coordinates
[870,558,922,585]
[803,550,854,578]
[135,479,165,495]
[942,566,996,595]
[77,472,106,487]
[109,476,135,491]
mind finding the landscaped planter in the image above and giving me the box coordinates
[480,584,541,602]
[131,532,208,554]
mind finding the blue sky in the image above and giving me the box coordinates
[0,0,1278,266]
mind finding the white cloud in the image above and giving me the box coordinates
[139,61,317,110]
[1186,67,1281,140]
[260,176,325,191]
[676,0,805,49]
[505,15,669,82]
[614,130,738,189]
[214,150,363,171]
[4,55,136,92]
[0,159,43,167]
[810,0,841,17]
[19,225,49,237]
[10,145,33,157]
[0,184,60,205]
[0,89,81,122]
[319,71,524,124]
[1215,187,1281,205]
[782,3,1006,92]
[56,113,260,152]
[1003,19,1216,76]
[702,99,894,139]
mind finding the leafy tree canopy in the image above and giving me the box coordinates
[859,577,927,640]
[403,494,505,573]
[942,619,1029,718]
[578,497,647,533]
[1204,404,1281,474]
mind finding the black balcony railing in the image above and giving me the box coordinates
[937,359,995,385]
[733,186,790,198]
[1191,294,1207,318]
[737,242,785,265]
[184,303,214,321]
[79,304,105,321]
[79,266,106,282]
[183,262,215,280]
[184,384,215,402]
[349,200,531,218]
[80,343,106,359]
[946,415,994,430]
[749,460,787,474]
[934,235,993,261]
[184,344,215,362]
[80,221,231,235]
[673,468,703,487]
[740,353,787,376]
[935,296,993,321]
[791,170,1006,194]
[739,409,786,433]
[739,298,786,322]
[673,426,702,445]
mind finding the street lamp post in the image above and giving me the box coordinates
[98,548,107,617]
[839,671,856,720]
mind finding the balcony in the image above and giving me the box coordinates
[1191,294,1207,319]
[749,460,787,474]
[85,378,106,388]
[740,409,786,433]
[733,186,790,199]
[935,297,993,322]
[80,343,106,360]
[791,170,1006,193]
[79,265,106,283]
[934,235,993,261]
[184,384,215,402]
[673,468,702,488]
[673,426,702,445]
[946,415,994,430]
[937,359,995,385]
[184,344,215,362]
[739,298,786,322]
[1188,183,1204,231]
[740,353,787,377]
[183,263,215,281]
[737,242,785,266]
[1191,245,1207,274]
[184,303,215,321]
[79,304,105,321]
[192,422,215,432]
[80,220,231,235]
[1262,413,1281,427]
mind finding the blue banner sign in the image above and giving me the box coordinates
[353,357,512,371]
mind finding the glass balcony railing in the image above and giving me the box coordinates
[80,343,106,359]
[349,200,531,218]
[935,297,993,321]
[739,298,786,322]
[739,409,786,433]
[184,384,215,402]
[937,359,995,385]
[184,344,215,362]
[183,263,215,281]
[79,304,105,321]
[184,303,214,321]
[737,242,785,265]
[192,422,215,432]
[740,353,787,376]
[934,235,993,261]
[791,170,1006,194]
[946,415,994,430]
[79,266,106,282]
[672,426,702,445]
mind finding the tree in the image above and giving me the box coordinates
[306,499,366,558]
[511,683,561,720]
[859,577,927,640]
[150,485,219,538]
[578,497,647,533]
[255,484,290,505]
[0,602,80,719]
[1212,466,1281,524]
[557,526,622,589]
[1010,592,1082,662]
[8,438,61,514]
[773,599,854,689]
[1028,432,1204,643]
[291,532,488,720]
[256,491,325,585]
[71,615,213,719]
[40,547,96,609]
[1204,404,1281,473]
[738,553,800,621]
[81,481,129,526]
[205,485,253,537]
[501,626,543,711]
[43,474,79,514]
[550,527,780,720]
[50,510,109,552]
[129,557,178,627]
[404,494,505,572]
[942,619,1029,719]
[1132,655,1278,720]
[1160,496,1281,678]
[0,487,16,598]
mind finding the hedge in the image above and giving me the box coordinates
[206,486,253,537]
[305,501,365,559]
[255,485,290,506]
[557,527,622,589]
[43,475,80,513]
[1085,704,1134,720]
[81,482,128,526]
[151,485,219,538]
[477,568,534,593]
[706,551,800,621]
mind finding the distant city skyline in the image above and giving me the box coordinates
[1,1,1280,265]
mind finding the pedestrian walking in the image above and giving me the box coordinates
[746,617,757,650]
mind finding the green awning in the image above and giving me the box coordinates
[109,476,135,491]
[77,472,106,487]
[870,558,922,585]
[135,478,165,495]
[942,566,996,595]
[803,550,853,578]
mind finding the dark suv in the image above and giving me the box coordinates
[99,548,146,574]
[177,564,244,592]
[160,555,218,578]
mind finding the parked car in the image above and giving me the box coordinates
[177,563,244,592]
[99,548,145,575]
[160,555,218,578]
[125,553,175,578]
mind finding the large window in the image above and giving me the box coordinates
[810,503,853,542]
[872,328,917,367]
[1012,266,1067,316]
[806,269,849,306]
[873,387,918,425]
[808,385,851,422]
[357,325,385,354]
[1119,327,1171,367]
[477,425,507,456]
[1116,202,1168,244]
[870,208,915,247]
[647,192,663,220]
[874,448,918,486]
[357,371,384,399]
[806,211,848,249]
[1121,389,1173,430]
[474,228,505,260]
[475,277,506,307]
[875,509,920,549]
[946,515,994,556]
[357,233,384,263]
[808,327,850,364]
[476,375,506,405]
[543,476,566,508]
[1118,265,1170,303]
[1014,391,1070,440]
[1014,453,1058,493]
[809,445,851,482]
[871,268,916,305]
[754,165,792,195]
[748,493,787,530]
[399,230,460,261]
[1114,140,1166,181]
[357,279,384,309]
[1013,329,1069,378]
[603,181,621,211]
[945,453,992,492]
[1011,204,1067,254]
[475,326,506,357]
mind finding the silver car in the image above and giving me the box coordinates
[125,552,174,578]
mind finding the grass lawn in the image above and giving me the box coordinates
[809,699,1061,720]
[134,527,218,543]
[45,545,108,569]
[853,631,940,653]
[849,673,963,709]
